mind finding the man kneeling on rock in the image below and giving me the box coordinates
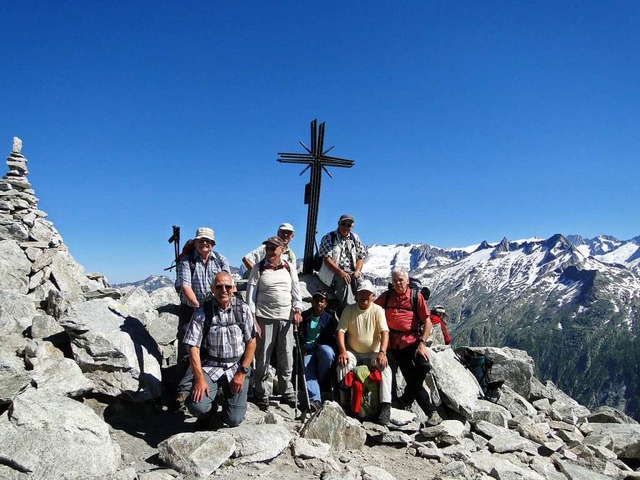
[179,272,256,427]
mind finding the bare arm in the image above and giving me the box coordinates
[336,330,349,367]
[242,257,254,270]
[377,330,389,370]
[230,338,256,395]
[181,285,199,308]
[188,346,208,403]
[324,256,351,283]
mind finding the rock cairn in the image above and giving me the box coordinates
[0,137,108,299]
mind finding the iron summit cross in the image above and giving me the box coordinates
[277,119,354,274]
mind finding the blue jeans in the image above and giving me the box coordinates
[303,344,335,401]
[184,369,250,427]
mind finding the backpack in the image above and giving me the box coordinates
[383,277,426,315]
[174,241,226,293]
[455,347,504,401]
[258,257,291,275]
[341,365,382,420]
[200,298,246,362]
[312,231,356,272]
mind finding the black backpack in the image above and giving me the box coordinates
[383,277,430,314]
[455,347,504,401]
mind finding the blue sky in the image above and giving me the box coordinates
[2,1,638,283]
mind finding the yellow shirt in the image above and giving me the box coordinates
[338,303,388,354]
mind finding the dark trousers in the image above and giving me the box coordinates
[390,341,434,413]
[175,303,195,383]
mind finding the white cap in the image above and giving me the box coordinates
[279,222,295,232]
[357,279,375,293]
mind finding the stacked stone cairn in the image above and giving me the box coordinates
[1,138,639,478]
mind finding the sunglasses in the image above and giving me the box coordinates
[197,239,213,245]
[214,285,233,291]
[340,222,353,228]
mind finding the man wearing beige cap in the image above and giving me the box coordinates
[241,223,297,278]
[336,279,392,424]
[175,227,230,374]
[317,214,365,311]
[246,236,303,411]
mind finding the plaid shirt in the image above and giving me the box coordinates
[183,297,255,382]
[176,250,230,304]
[317,230,365,272]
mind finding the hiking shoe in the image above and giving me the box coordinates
[255,399,270,412]
[423,411,442,427]
[377,402,391,425]
[280,394,297,408]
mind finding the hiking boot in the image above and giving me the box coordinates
[279,393,297,408]
[423,411,442,427]
[377,402,391,425]
[255,398,270,412]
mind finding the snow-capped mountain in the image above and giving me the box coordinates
[362,233,640,420]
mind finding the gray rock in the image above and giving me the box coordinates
[23,338,64,368]
[470,400,512,427]
[586,423,640,458]
[30,313,64,339]
[554,458,614,480]
[587,406,639,425]
[231,424,292,463]
[292,437,331,459]
[158,431,235,477]
[301,401,367,452]
[517,422,552,444]
[0,388,121,478]
[59,298,162,401]
[0,290,36,336]
[0,240,30,292]
[361,465,398,480]
[469,450,544,479]
[528,457,566,480]
[532,398,551,412]
[421,419,470,445]
[429,347,482,415]
[31,357,95,397]
[439,460,470,479]
[496,384,538,418]
[488,433,536,454]
[373,430,413,445]
[0,348,31,405]
[549,401,590,425]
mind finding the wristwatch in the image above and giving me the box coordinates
[239,365,250,374]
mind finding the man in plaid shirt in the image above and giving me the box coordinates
[180,271,256,428]
[317,214,366,312]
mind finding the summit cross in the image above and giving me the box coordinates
[277,119,355,274]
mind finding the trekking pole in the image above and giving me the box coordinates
[164,226,181,272]
[293,325,311,415]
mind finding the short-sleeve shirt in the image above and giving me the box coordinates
[375,288,429,350]
[176,251,230,304]
[337,303,388,354]
[317,230,365,271]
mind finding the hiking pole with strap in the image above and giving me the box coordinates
[165,225,181,272]
[293,325,311,416]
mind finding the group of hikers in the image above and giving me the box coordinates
[173,214,451,429]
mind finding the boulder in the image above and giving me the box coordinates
[0,290,37,336]
[59,298,162,401]
[428,347,482,415]
[0,388,121,478]
[586,423,640,459]
[0,347,30,405]
[30,357,95,397]
[0,240,30,292]
[158,431,235,477]
[301,401,367,452]
[231,423,293,463]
